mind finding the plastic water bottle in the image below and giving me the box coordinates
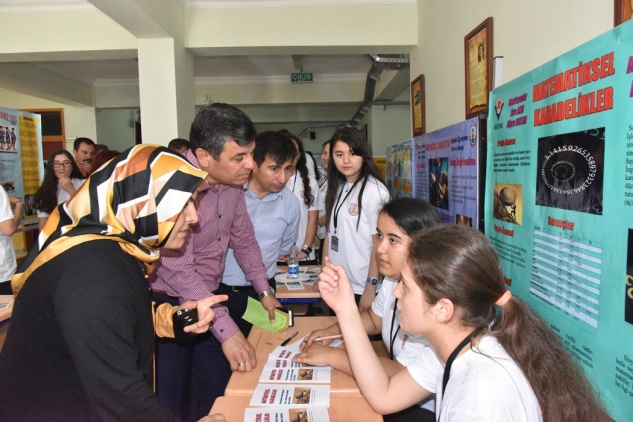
[288,243,299,278]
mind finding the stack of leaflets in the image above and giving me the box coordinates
[244,336,333,421]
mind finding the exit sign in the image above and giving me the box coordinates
[291,72,313,83]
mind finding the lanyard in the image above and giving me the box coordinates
[332,180,359,235]
[441,331,476,396]
[389,298,400,360]
[291,172,298,193]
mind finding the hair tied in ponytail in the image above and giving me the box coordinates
[495,290,512,307]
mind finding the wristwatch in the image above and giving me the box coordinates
[258,287,276,300]
[366,277,380,286]
[301,244,312,255]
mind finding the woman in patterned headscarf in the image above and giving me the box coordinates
[0,145,226,422]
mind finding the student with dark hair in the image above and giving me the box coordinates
[316,140,330,264]
[168,138,191,154]
[219,131,300,336]
[305,150,321,183]
[297,198,442,421]
[279,130,319,264]
[322,127,389,311]
[317,224,611,421]
[32,149,85,230]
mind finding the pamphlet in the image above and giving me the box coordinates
[265,356,303,368]
[259,367,331,384]
[250,384,330,407]
[244,406,330,422]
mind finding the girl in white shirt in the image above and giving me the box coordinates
[317,225,610,421]
[322,127,389,311]
[280,130,319,264]
[297,197,442,421]
[316,140,330,264]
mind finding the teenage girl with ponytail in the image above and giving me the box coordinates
[279,130,319,264]
[317,224,610,421]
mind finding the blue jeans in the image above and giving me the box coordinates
[153,293,232,422]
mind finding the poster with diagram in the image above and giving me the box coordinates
[485,21,633,420]
[412,117,481,228]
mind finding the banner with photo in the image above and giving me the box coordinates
[485,21,633,419]
[412,117,481,228]
[0,107,43,220]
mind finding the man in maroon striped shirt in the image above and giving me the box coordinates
[150,103,281,421]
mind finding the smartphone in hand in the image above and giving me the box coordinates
[172,308,198,341]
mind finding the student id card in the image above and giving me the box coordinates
[331,236,339,252]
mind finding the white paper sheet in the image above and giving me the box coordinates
[250,384,330,407]
[244,406,330,422]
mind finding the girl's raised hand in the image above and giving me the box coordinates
[318,257,355,314]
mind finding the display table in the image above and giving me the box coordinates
[210,395,383,421]
[224,316,390,399]
[274,265,322,303]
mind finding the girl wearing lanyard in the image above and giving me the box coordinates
[316,225,610,421]
[322,127,389,311]
[296,198,442,422]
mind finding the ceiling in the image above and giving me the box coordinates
[33,54,376,86]
[0,0,412,130]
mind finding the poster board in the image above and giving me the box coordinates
[412,117,482,229]
[385,140,413,199]
[485,21,633,419]
[0,107,43,221]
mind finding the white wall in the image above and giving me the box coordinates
[368,104,411,157]
[0,87,98,149]
[95,108,137,152]
[64,107,98,142]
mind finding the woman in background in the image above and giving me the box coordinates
[316,140,330,264]
[280,130,319,264]
[90,149,121,174]
[323,127,389,310]
[297,197,441,421]
[0,145,227,422]
[32,149,85,230]
[317,224,610,421]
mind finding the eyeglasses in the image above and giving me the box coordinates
[52,161,72,168]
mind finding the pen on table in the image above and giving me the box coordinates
[313,334,343,343]
[281,331,299,346]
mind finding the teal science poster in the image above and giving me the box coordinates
[485,21,633,419]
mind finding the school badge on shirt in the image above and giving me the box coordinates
[348,202,359,216]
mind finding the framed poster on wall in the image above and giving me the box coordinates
[411,74,425,136]
[464,17,493,118]
[615,0,633,26]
